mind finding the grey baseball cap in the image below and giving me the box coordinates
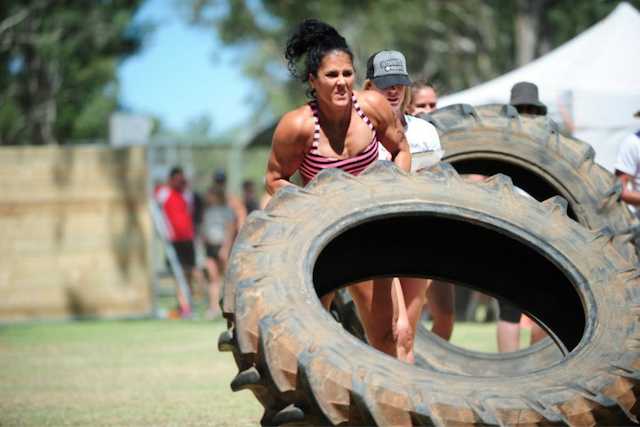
[366,50,412,89]
[510,82,547,115]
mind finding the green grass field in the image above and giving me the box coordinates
[0,318,530,426]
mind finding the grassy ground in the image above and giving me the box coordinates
[0,318,262,427]
[0,317,530,426]
[429,319,532,353]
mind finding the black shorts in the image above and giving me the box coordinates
[172,240,195,269]
[498,299,522,323]
[205,243,222,259]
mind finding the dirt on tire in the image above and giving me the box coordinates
[334,104,640,376]
[219,162,640,425]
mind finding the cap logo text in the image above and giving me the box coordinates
[380,59,404,73]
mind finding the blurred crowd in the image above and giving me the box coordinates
[154,167,260,319]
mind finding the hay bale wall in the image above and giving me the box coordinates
[0,145,152,321]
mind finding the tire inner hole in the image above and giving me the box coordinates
[313,215,585,353]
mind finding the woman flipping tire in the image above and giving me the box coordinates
[219,162,640,425]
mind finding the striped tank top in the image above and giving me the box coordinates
[299,95,379,180]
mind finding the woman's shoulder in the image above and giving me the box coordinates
[274,104,315,142]
[354,90,392,123]
[354,90,386,111]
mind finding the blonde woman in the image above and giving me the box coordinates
[364,50,454,363]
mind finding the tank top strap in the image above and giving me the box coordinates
[351,94,376,132]
[308,101,321,150]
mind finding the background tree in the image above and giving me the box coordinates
[181,0,638,128]
[0,0,153,145]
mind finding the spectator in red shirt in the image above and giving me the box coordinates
[155,167,197,311]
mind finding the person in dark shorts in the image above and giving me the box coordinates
[172,240,196,270]
[496,82,548,352]
[465,83,549,350]
[202,184,235,319]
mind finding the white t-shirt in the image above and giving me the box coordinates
[378,115,441,160]
[614,131,640,216]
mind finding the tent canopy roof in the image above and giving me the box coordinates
[439,2,640,121]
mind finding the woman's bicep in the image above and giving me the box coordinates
[265,116,307,195]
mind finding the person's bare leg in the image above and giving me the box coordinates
[348,278,400,360]
[397,277,428,364]
[497,320,521,352]
[191,267,206,299]
[320,293,334,310]
[393,279,409,362]
[175,285,191,314]
[184,267,194,291]
[205,257,221,315]
[530,322,548,345]
[176,266,194,315]
[425,280,455,341]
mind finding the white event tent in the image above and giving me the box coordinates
[438,2,640,172]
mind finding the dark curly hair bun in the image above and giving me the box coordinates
[284,18,353,98]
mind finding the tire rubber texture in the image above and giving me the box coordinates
[329,288,368,344]
[392,104,639,376]
[220,162,640,425]
[427,104,639,260]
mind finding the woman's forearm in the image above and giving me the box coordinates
[392,147,411,172]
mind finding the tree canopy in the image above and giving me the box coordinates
[0,0,152,145]
[182,0,639,127]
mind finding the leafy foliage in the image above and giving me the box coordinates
[181,0,639,125]
[0,1,153,145]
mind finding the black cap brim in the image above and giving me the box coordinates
[374,74,412,90]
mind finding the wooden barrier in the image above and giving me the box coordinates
[0,145,152,321]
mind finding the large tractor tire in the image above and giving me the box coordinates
[414,104,639,374]
[219,162,640,426]
[426,104,639,259]
[331,104,640,375]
